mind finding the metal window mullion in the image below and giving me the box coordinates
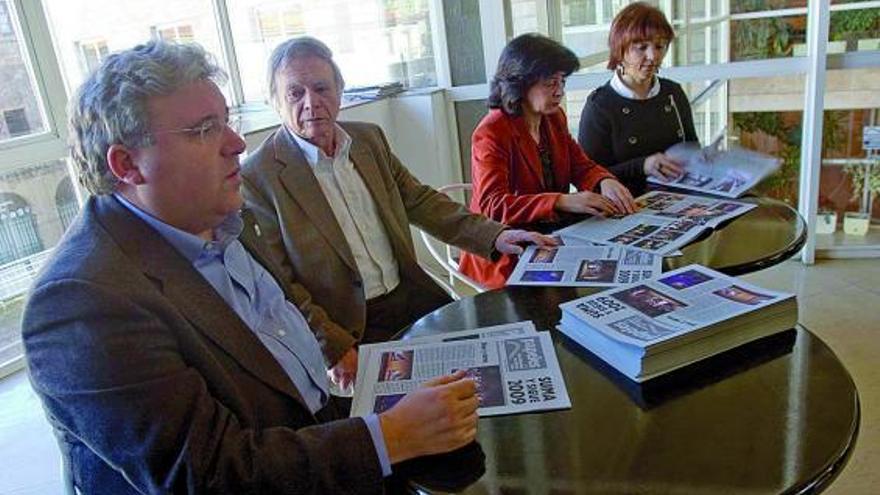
[545,0,562,42]
[798,0,831,265]
[480,0,509,81]
[212,0,245,107]
[12,0,68,146]
[429,0,451,88]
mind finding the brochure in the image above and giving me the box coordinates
[507,244,662,287]
[649,141,780,198]
[557,264,797,382]
[555,191,756,255]
[351,323,571,417]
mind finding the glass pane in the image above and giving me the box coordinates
[682,80,727,144]
[829,7,880,53]
[511,0,544,36]
[0,0,48,143]
[0,159,79,366]
[729,76,806,206]
[731,14,806,61]
[731,0,805,15]
[227,0,438,104]
[555,0,721,72]
[42,0,228,94]
[816,67,880,247]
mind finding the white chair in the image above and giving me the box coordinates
[417,183,488,300]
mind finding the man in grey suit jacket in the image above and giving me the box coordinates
[23,41,479,494]
[242,37,554,390]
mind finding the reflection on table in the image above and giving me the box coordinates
[405,285,859,494]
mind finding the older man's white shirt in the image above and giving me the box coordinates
[289,125,400,300]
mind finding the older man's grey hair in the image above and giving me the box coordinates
[267,36,345,106]
[69,40,227,195]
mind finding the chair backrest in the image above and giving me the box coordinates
[417,183,487,299]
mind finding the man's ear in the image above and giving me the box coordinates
[107,144,145,186]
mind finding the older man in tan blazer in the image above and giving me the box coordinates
[242,37,553,390]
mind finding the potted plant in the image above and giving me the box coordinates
[816,209,838,235]
[842,161,880,235]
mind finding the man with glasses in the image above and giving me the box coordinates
[22,40,479,494]
[242,37,555,391]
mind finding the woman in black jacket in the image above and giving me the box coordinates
[578,2,699,196]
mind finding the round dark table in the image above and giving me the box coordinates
[406,287,860,494]
[546,195,807,276]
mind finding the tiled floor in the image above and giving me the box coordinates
[0,258,877,494]
[739,259,880,494]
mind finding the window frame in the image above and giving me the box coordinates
[0,0,69,169]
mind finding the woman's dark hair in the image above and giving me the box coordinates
[607,2,675,70]
[488,33,579,116]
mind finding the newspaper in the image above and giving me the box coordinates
[507,244,662,287]
[355,322,538,384]
[557,264,796,381]
[649,141,780,198]
[555,191,756,255]
[351,325,571,417]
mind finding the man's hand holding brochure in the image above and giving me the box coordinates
[351,322,571,418]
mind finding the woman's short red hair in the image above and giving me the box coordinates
[607,2,675,70]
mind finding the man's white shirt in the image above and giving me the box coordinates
[289,125,400,299]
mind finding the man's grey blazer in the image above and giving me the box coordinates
[242,122,506,363]
[22,195,384,494]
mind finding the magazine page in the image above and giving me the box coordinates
[351,332,571,417]
[648,142,780,198]
[507,244,661,286]
[559,264,794,351]
[354,322,538,390]
[555,192,755,255]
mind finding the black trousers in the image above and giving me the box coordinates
[362,280,451,344]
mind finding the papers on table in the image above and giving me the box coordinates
[351,321,571,417]
[555,191,756,255]
[507,244,662,287]
[649,141,780,198]
[558,264,797,382]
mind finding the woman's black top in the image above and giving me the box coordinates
[577,77,699,196]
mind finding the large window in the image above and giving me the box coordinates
[227,0,437,104]
[0,3,47,144]
[43,0,437,107]
[43,0,227,91]
[1,1,75,373]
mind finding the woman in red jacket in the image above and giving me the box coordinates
[459,33,635,289]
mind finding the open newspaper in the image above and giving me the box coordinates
[649,141,780,198]
[351,322,571,417]
[557,264,797,382]
[555,191,756,255]
[507,244,662,287]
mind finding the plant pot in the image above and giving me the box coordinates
[816,211,838,235]
[857,38,880,52]
[843,212,870,236]
[827,40,848,54]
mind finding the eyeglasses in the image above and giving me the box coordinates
[150,114,242,143]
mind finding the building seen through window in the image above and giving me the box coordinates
[228,0,437,103]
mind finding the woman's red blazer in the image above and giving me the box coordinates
[459,108,613,289]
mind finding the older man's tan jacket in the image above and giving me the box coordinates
[242,121,506,364]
